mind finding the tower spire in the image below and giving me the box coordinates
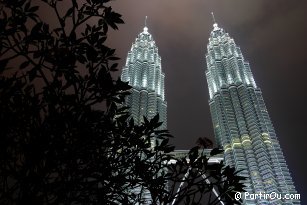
[211,12,219,30]
[211,12,216,24]
[143,16,148,33]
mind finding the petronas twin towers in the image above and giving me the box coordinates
[120,17,300,205]
[205,21,299,204]
[121,21,167,131]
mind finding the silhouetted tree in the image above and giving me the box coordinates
[0,0,245,204]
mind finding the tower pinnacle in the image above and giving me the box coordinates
[143,16,148,33]
[211,12,216,24]
[211,12,219,30]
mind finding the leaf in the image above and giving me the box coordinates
[104,7,124,30]
[28,68,37,82]
[72,0,78,9]
[151,113,159,125]
[153,122,163,129]
[129,117,134,127]
[20,61,30,69]
[143,116,149,125]
[77,55,87,64]
[160,138,169,147]
[164,145,175,153]
[108,56,120,61]
[65,8,74,19]
[24,2,31,11]
[28,12,39,23]
[210,148,224,156]
[103,23,108,33]
[28,6,39,13]
[110,63,118,71]
[188,146,199,163]
[31,22,43,35]
[0,59,9,73]
[86,46,98,61]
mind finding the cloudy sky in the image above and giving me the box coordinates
[107,0,307,201]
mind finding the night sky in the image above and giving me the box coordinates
[107,0,307,202]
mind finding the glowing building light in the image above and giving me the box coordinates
[204,16,300,205]
[121,17,167,131]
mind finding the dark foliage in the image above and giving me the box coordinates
[0,0,245,204]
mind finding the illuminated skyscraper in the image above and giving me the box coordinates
[121,18,167,131]
[204,15,300,204]
[120,19,167,203]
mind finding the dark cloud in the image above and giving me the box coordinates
[107,0,307,201]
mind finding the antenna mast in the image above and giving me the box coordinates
[211,12,216,24]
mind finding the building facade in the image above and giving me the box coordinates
[121,22,167,131]
[204,20,300,204]
[121,22,167,203]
